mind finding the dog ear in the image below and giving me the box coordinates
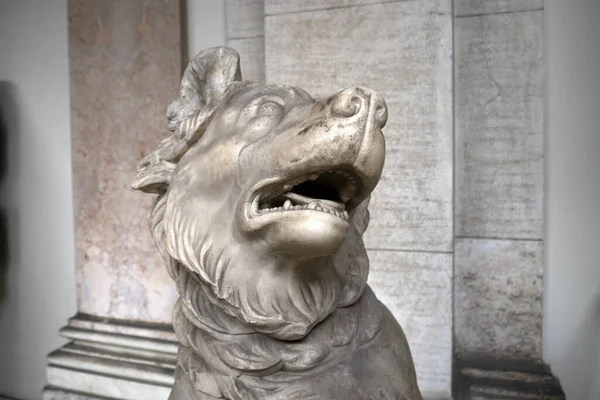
[167,47,242,132]
[132,47,242,194]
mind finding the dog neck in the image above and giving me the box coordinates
[171,266,384,399]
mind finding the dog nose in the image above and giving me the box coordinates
[329,87,388,129]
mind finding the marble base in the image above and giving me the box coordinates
[43,389,111,400]
[43,315,177,400]
[453,358,565,399]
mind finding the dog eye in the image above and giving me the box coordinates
[258,101,283,117]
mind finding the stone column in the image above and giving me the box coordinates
[43,1,182,398]
[225,0,265,82]
[453,1,563,398]
[264,1,454,398]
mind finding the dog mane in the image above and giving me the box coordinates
[147,190,380,399]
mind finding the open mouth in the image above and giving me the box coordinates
[251,169,361,221]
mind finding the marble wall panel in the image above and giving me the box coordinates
[454,0,542,17]
[454,238,543,361]
[68,0,181,323]
[265,0,401,15]
[225,0,265,83]
[227,37,265,83]
[226,0,264,39]
[266,1,453,252]
[368,250,452,397]
[455,10,544,240]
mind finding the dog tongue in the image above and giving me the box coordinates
[282,192,345,211]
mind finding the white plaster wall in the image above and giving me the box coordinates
[544,0,600,399]
[0,0,76,399]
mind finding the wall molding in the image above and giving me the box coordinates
[43,314,177,400]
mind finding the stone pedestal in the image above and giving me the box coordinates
[44,0,182,398]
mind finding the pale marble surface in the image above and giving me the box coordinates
[368,250,452,396]
[68,0,180,323]
[44,389,114,400]
[44,314,176,398]
[225,0,265,83]
[227,37,265,83]
[265,0,400,15]
[454,0,542,17]
[455,10,544,240]
[225,0,264,39]
[454,238,543,361]
[266,1,453,252]
[68,314,178,342]
[46,367,171,400]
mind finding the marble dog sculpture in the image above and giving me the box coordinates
[133,47,422,400]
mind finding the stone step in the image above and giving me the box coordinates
[455,360,565,400]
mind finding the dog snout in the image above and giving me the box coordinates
[329,87,388,129]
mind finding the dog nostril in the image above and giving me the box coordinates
[375,104,388,128]
[331,94,362,119]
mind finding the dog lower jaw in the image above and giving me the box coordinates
[268,215,350,258]
[237,195,350,258]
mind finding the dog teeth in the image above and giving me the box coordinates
[340,192,352,203]
[339,181,357,203]
[256,169,357,220]
[256,202,350,221]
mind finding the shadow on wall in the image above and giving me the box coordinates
[0,81,19,304]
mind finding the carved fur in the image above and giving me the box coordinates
[134,47,422,400]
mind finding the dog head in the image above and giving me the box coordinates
[133,47,387,340]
